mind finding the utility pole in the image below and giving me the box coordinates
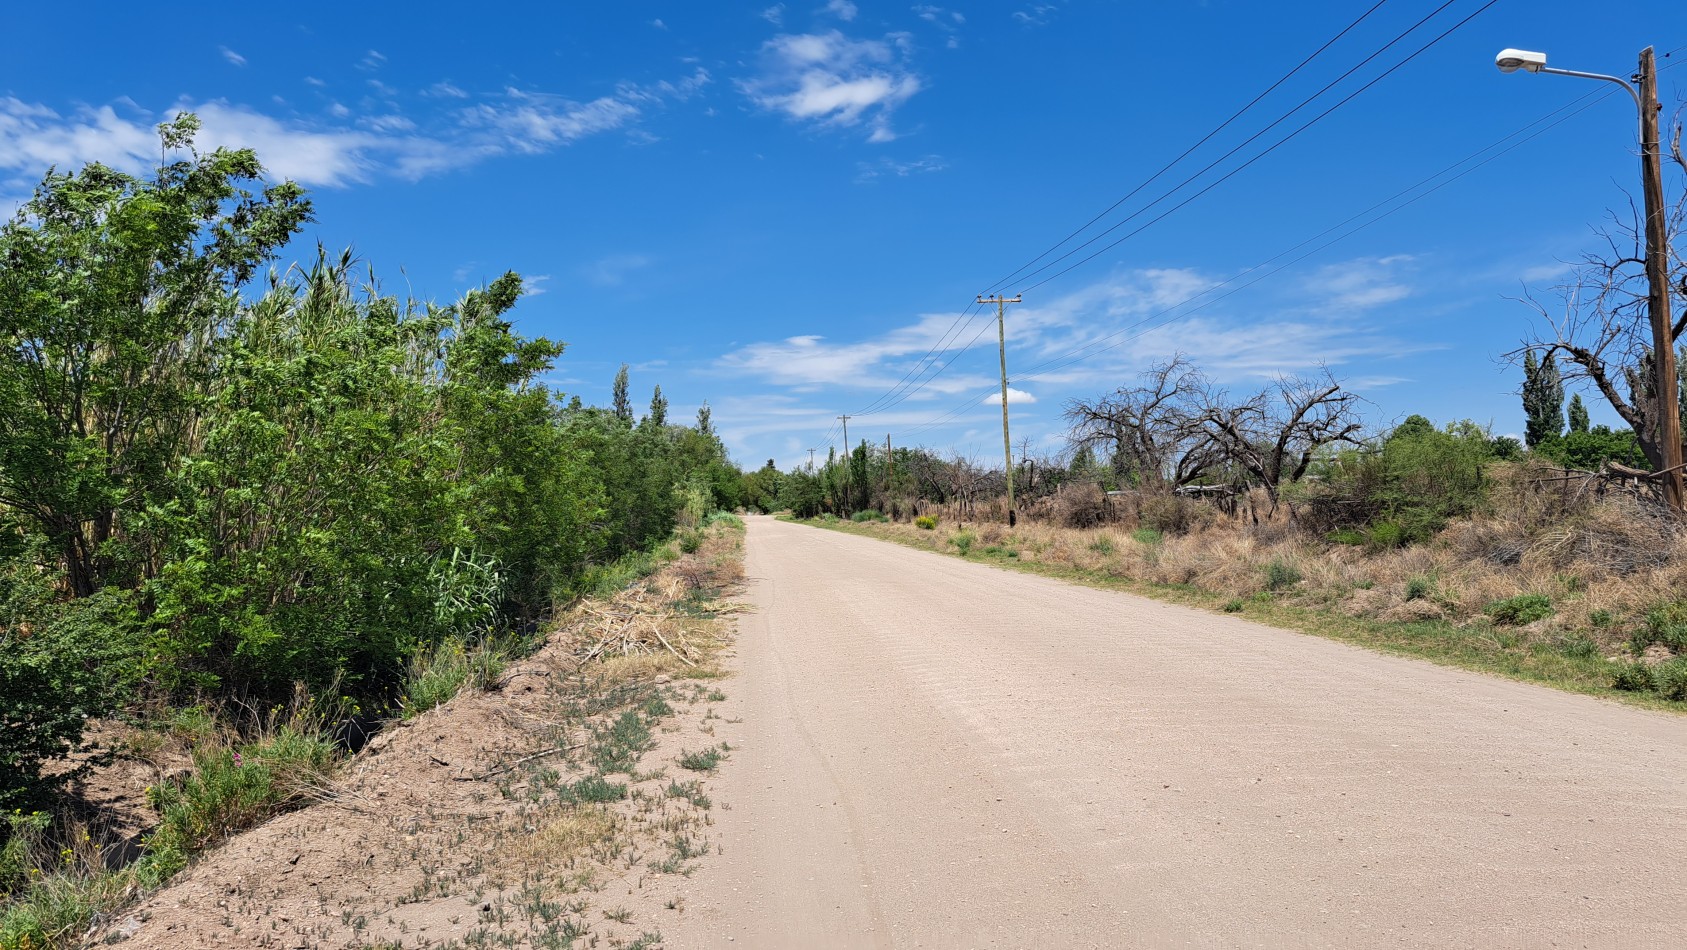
[886,434,894,493]
[837,414,852,511]
[807,448,816,472]
[1638,47,1684,513]
[978,294,1023,523]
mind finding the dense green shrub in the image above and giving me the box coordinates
[1484,594,1554,626]
[1405,576,1434,602]
[1654,657,1687,701]
[850,509,888,523]
[1266,558,1302,591]
[1298,418,1495,546]
[951,531,976,555]
[1534,426,1648,471]
[1633,601,1687,653]
[0,572,137,807]
[914,515,938,530]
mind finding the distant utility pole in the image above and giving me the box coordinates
[837,414,853,510]
[807,448,817,472]
[885,434,894,498]
[977,294,1023,523]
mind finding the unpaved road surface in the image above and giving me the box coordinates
[666,517,1686,949]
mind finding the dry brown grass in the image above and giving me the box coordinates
[851,479,1687,667]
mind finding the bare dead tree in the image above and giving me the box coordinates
[1063,355,1220,489]
[1507,115,1687,469]
[1191,371,1365,509]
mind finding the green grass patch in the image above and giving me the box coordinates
[677,744,730,773]
[400,637,511,719]
[1484,594,1554,626]
[1130,528,1163,545]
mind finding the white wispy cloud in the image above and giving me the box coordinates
[854,154,947,183]
[913,5,966,47]
[0,67,713,193]
[1013,4,1059,26]
[823,0,858,20]
[717,310,1000,395]
[426,81,469,99]
[220,46,247,67]
[739,30,922,142]
[1304,255,1414,312]
[582,254,651,287]
[761,4,786,26]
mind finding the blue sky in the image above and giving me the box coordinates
[3,1,1685,470]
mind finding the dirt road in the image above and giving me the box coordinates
[662,517,1686,949]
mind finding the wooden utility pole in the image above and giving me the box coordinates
[1638,47,1684,513]
[837,414,853,511]
[807,448,816,472]
[885,434,894,494]
[978,294,1023,523]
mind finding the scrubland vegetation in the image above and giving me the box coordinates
[773,364,1687,709]
[0,117,747,946]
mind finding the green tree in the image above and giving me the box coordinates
[1567,393,1591,434]
[0,114,311,597]
[696,401,714,437]
[1522,351,1564,448]
[612,363,633,424]
[649,385,668,427]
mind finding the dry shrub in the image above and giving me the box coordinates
[1046,483,1110,529]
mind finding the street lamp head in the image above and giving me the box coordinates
[1496,48,1547,74]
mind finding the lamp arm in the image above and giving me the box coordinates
[1538,66,1643,114]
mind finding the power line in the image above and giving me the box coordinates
[851,0,1475,426]
[978,0,1395,296]
[1016,0,1501,296]
[893,75,1610,440]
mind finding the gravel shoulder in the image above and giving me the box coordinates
[664,515,1686,949]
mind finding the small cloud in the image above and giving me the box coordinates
[761,3,785,25]
[582,254,651,287]
[739,30,922,141]
[651,18,667,29]
[1013,4,1058,26]
[220,46,247,67]
[1520,261,1573,284]
[328,101,351,118]
[361,115,415,133]
[367,78,397,97]
[426,81,469,99]
[1306,256,1414,312]
[523,274,552,296]
[983,387,1037,406]
[304,76,326,87]
[358,49,386,71]
[854,154,947,183]
[823,0,858,20]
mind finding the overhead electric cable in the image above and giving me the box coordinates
[979,0,1394,296]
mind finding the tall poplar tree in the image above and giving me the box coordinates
[1522,351,1564,447]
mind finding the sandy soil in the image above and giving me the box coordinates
[97,538,744,950]
[663,516,1686,949]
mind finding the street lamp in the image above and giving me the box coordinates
[1496,46,1684,513]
